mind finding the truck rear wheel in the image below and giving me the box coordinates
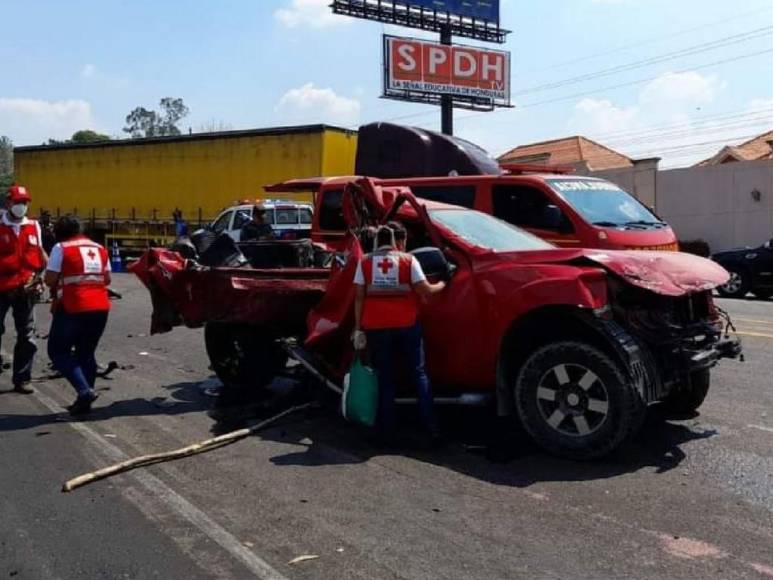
[660,369,710,415]
[514,341,646,460]
[204,322,288,392]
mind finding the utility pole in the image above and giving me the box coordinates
[440,25,453,136]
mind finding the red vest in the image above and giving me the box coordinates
[360,250,418,330]
[0,220,45,292]
[56,236,110,313]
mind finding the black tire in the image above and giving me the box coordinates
[752,289,773,300]
[514,341,646,460]
[204,322,288,391]
[660,369,710,415]
[716,268,749,298]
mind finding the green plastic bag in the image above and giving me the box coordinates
[342,356,379,427]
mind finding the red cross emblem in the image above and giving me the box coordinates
[377,257,394,275]
[87,249,96,260]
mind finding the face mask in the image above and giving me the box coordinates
[10,203,28,219]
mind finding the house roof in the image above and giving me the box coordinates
[696,130,773,166]
[497,135,633,171]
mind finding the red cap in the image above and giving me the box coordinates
[7,185,31,203]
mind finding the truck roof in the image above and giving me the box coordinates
[266,173,608,193]
[375,174,606,185]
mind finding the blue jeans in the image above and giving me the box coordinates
[48,310,108,398]
[367,323,438,437]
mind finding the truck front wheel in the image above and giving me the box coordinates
[204,322,288,392]
[660,369,710,415]
[514,341,646,460]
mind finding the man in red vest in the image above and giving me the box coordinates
[44,215,111,415]
[352,222,446,444]
[0,185,47,394]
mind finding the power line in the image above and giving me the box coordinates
[513,25,773,96]
[518,6,773,74]
[449,45,773,127]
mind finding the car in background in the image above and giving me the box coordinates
[210,200,313,241]
[713,238,773,299]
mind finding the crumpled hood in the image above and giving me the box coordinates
[498,248,730,296]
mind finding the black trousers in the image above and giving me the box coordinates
[0,289,37,385]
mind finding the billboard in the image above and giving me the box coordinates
[384,35,511,108]
[331,1,508,44]
[410,0,499,23]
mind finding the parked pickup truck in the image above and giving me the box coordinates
[269,172,678,254]
[133,178,741,459]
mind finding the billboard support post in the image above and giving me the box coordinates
[440,25,453,136]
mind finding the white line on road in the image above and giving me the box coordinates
[32,390,290,580]
[748,424,773,434]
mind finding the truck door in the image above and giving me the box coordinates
[491,184,580,247]
[230,208,252,242]
[211,210,235,239]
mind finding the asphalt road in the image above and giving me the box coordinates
[1,274,773,579]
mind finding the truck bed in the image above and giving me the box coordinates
[131,248,330,335]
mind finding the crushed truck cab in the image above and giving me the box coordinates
[133,177,741,459]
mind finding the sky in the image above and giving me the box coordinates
[2,0,773,167]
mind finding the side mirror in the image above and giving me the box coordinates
[539,205,564,230]
[765,239,773,249]
[410,247,452,280]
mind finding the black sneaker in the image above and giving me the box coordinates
[13,382,34,395]
[68,392,99,416]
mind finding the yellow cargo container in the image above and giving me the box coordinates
[14,124,357,249]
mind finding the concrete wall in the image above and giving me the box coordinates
[589,159,773,253]
[655,160,773,252]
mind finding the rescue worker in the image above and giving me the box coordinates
[39,210,56,254]
[44,215,111,415]
[352,222,446,444]
[0,185,47,394]
[240,204,275,241]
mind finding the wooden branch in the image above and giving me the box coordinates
[62,402,313,492]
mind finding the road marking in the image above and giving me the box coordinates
[747,424,773,434]
[32,390,289,580]
[734,330,773,339]
[733,317,773,325]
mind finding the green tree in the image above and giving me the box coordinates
[70,129,111,143]
[123,98,189,138]
[158,98,189,136]
[46,130,112,146]
[0,136,13,193]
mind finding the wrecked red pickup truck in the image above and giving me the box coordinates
[133,178,741,459]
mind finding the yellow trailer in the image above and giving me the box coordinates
[14,124,357,252]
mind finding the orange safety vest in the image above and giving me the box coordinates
[0,221,45,292]
[56,236,110,313]
[360,250,418,330]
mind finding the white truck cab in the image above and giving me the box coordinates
[210,200,313,242]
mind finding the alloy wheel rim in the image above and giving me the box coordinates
[536,363,610,437]
[722,272,742,294]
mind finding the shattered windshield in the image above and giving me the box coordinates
[430,209,553,252]
[548,179,661,227]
